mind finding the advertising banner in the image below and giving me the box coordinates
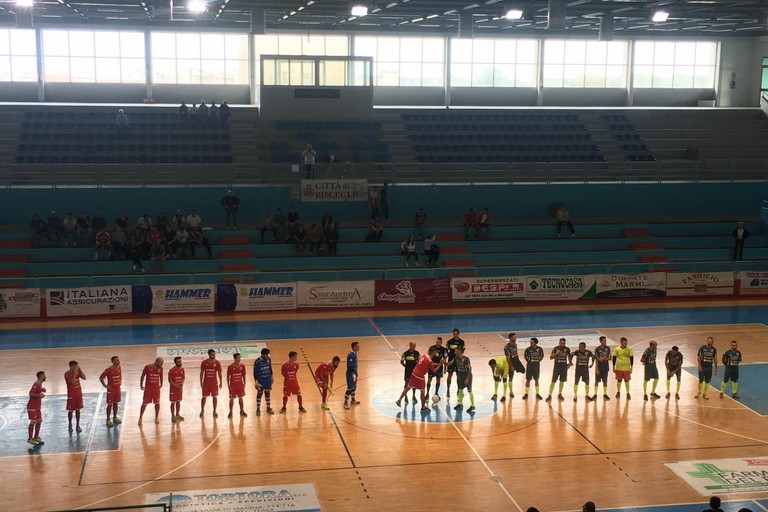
[450,276,525,302]
[46,286,131,317]
[132,285,214,314]
[595,273,667,298]
[145,483,321,512]
[297,280,374,308]
[375,278,451,307]
[217,283,297,311]
[525,275,596,301]
[300,179,368,202]
[156,342,268,361]
[666,272,734,296]
[0,288,41,318]
[737,271,768,295]
[665,458,768,495]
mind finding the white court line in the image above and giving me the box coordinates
[367,317,523,512]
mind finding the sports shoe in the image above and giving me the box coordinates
[298,407,307,413]
[69,426,73,433]
[733,393,741,399]
[651,393,661,399]
[615,391,620,398]
[591,395,598,401]
[545,395,552,402]
[557,394,564,401]
[227,412,233,419]
[321,403,330,410]
[344,402,350,410]
[573,397,577,402]
[467,406,475,412]
[491,394,498,401]
[155,417,160,424]
[106,419,113,427]
[33,438,44,445]
[666,392,671,399]
[644,395,648,401]
[240,411,248,417]
[702,394,709,400]
[586,396,594,402]
[627,394,631,400]
[177,415,185,421]
[510,393,514,399]
[113,417,122,424]
[137,418,143,426]
[395,400,402,407]
[535,394,543,401]
[603,394,610,401]
[675,393,680,400]
[255,409,261,416]
[720,392,724,399]
[352,400,361,405]
[27,438,38,445]
[695,393,700,399]
[267,408,275,414]
[522,393,528,400]
[420,406,429,412]
[76,426,82,433]
[199,411,204,418]
[454,404,463,411]
[212,411,219,418]
[446,391,450,398]
[500,396,506,403]
[279,407,287,414]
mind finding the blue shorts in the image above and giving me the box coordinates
[257,378,272,391]
[346,372,356,389]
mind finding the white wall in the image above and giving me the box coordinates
[719,38,758,107]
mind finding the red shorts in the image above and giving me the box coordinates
[202,380,219,397]
[67,395,84,411]
[106,386,121,404]
[407,374,426,391]
[143,387,160,405]
[283,381,301,396]
[229,384,245,399]
[614,370,631,381]
[27,408,41,421]
[169,389,183,403]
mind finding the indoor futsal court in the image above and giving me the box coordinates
[3,300,768,512]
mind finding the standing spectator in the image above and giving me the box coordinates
[294,224,308,255]
[369,186,379,219]
[732,221,749,260]
[30,213,47,247]
[26,371,47,445]
[462,208,477,240]
[150,238,166,272]
[189,103,198,124]
[556,205,576,238]
[366,218,383,242]
[115,109,129,135]
[260,209,278,242]
[401,235,418,266]
[286,205,300,242]
[111,225,126,260]
[424,233,439,267]
[326,222,339,256]
[273,207,286,242]
[185,209,202,232]
[220,189,240,230]
[302,144,317,179]
[178,103,189,122]
[197,100,209,125]
[308,223,323,256]
[62,212,77,247]
[414,206,427,240]
[720,340,742,399]
[380,182,389,220]
[46,210,62,246]
[219,100,230,128]
[208,101,219,128]
[476,207,491,238]
[93,228,111,261]
[76,211,91,246]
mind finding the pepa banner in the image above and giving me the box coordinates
[667,272,734,296]
[217,283,297,311]
[525,275,596,301]
[737,271,768,295]
[596,273,667,298]
[300,179,368,202]
[297,280,374,308]
[451,276,525,302]
[0,288,41,318]
[47,286,132,317]
[132,285,215,314]
[375,278,451,307]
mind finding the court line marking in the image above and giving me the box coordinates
[367,317,523,512]
[78,389,103,486]
[551,497,768,512]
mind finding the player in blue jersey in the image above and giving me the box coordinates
[253,348,275,415]
[344,342,360,410]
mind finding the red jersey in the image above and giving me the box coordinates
[463,211,477,225]
[200,359,221,384]
[141,364,163,390]
[227,363,246,387]
[65,369,85,399]
[168,366,185,388]
[100,366,122,388]
[314,362,337,382]
[411,354,434,380]
[27,381,44,410]
[281,361,299,382]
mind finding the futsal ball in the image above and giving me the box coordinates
[431,394,440,404]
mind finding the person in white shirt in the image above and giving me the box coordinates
[302,144,317,179]
[185,210,202,232]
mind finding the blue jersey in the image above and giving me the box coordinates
[253,356,273,383]
[347,351,358,375]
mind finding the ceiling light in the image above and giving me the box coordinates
[504,8,523,20]
[351,3,369,17]
[652,10,669,22]
[16,0,33,7]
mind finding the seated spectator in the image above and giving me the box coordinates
[150,239,166,272]
[219,100,230,128]
[146,225,164,251]
[93,228,111,261]
[189,230,212,258]
[91,212,107,241]
[61,212,77,247]
[401,236,419,267]
[185,209,202,232]
[111,225,126,260]
[273,207,286,242]
[171,224,191,258]
[294,223,307,255]
[556,205,576,238]
[475,207,491,238]
[129,229,146,273]
[171,210,185,232]
[462,208,477,240]
[76,211,91,246]
[366,218,383,242]
[308,223,323,256]
[30,213,47,247]
[155,211,169,234]
[286,206,300,243]
[46,210,62,246]
[115,212,130,232]
[326,222,339,256]
[414,206,427,240]
[115,109,129,135]
[178,103,189,122]
[424,233,440,267]
[260,210,278,242]
[321,211,334,231]
[136,214,152,233]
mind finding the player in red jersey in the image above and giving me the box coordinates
[168,356,186,422]
[99,356,123,427]
[314,356,340,410]
[138,357,164,425]
[200,349,222,418]
[65,360,86,433]
[227,353,248,419]
[27,371,47,445]
[280,351,306,413]
[396,346,444,413]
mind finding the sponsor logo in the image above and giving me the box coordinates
[681,273,720,285]
[155,288,212,300]
[240,286,295,298]
[377,281,416,303]
[49,287,129,306]
[309,287,363,302]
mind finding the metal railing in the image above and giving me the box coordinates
[2,158,768,188]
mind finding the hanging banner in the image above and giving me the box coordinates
[132,285,215,314]
[375,278,451,307]
[297,280,374,308]
[451,276,525,302]
[737,271,768,295]
[525,275,596,301]
[667,272,734,296]
[596,273,667,298]
[300,179,368,202]
[0,288,41,318]
[47,286,132,317]
[217,283,297,311]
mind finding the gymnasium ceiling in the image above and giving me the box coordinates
[3,0,768,37]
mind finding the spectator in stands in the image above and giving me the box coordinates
[424,233,440,267]
[150,238,166,273]
[732,221,749,260]
[91,212,107,241]
[321,211,334,232]
[370,186,379,219]
[76,211,91,246]
[115,109,129,135]
[171,210,185,232]
[30,213,47,248]
[155,211,169,234]
[704,496,724,512]
[93,228,111,260]
[326,222,339,256]
[582,502,596,512]
[294,223,308,255]
[209,102,219,128]
[136,214,152,234]
[463,208,477,240]
[115,212,130,232]
[146,225,164,254]
[414,206,427,240]
[476,207,491,238]
[197,101,209,125]
[308,223,324,256]
[190,230,212,258]
[46,210,62,247]
[171,224,191,259]
[185,209,202,232]
[286,205,300,243]
[129,229,146,273]
[62,212,77,247]
[401,236,419,267]
[273,207,286,242]
[189,103,198,125]
[219,100,230,128]
[111,225,126,260]
[380,182,389,220]
[221,189,240,230]
[178,103,189,122]
[366,218,383,242]
[556,205,576,238]
[302,144,317,179]
[260,210,278,242]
